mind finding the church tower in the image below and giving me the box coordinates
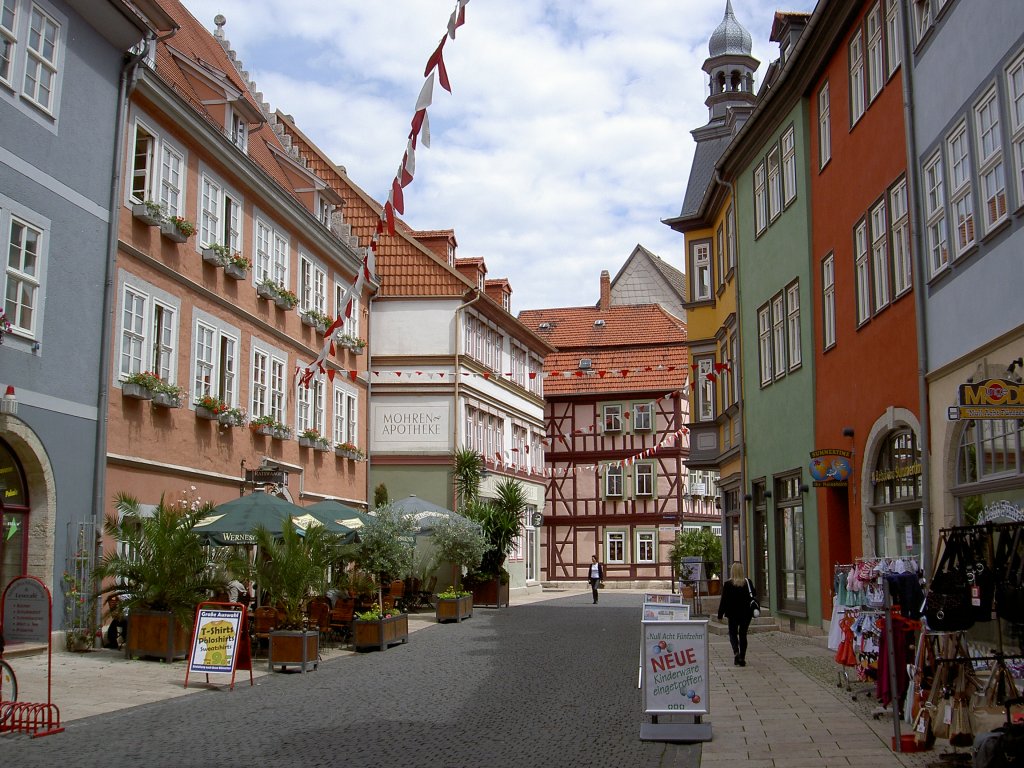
[703,0,759,124]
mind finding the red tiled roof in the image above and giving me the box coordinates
[519,304,687,348]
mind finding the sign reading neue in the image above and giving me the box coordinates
[949,378,1024,420]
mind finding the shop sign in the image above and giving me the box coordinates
[641,619,708,715]
[1,576,51,644]
[809,449,852,487]
[245,468,285,486]
[871,461,922,484]
[949,378,1024,420]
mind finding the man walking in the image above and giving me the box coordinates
[588,555,604,604]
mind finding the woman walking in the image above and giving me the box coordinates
[717,561,757,666]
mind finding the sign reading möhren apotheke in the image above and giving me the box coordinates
[373,404,448,447]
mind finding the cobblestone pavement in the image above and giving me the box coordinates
[1,591,700,768]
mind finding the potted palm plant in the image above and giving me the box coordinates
[352,503,415,651]
[464,478,526,609]
[93,493,229,662]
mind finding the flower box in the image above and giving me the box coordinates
[335,447,364,461]
[435,595,473,623]
[268,629,319,673]
[351,345,365,355]
[159,220,188,243]
[256,283,277,300]
[122,382,154,400]
[273,427,291,441]
[131,203,163,227]
[301,313,328,333]
[125,610,190,663]
[254,424,276,437]
[202,247,227,265]
[224,263,247,281]
[274,294,296,310]
[298,436,317,449]
[352,613,408,652]
[195,406,220,421]
[470,578,510,608]
[218,412,237,427]
[152,392,181,409]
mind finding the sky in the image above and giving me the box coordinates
[178,0,816,313]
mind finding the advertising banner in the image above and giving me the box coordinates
[188,608,244,674]
[642,619,708,715]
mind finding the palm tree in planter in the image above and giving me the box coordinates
[94,493,229,662]
[246,519,341,672]
[430,515,486,623]
[464,479,527,608]
[352,503,415,651]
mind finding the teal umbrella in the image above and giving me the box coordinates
[303,499,373,534]
[195,491,310,545]
[390,495,479,533]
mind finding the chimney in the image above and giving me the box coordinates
[599,270,610,311]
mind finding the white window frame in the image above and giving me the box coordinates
[1007,50,1024,208]
[20,2,61,115]
[753,162,767,235]
[974,86,1007,232]
[818,81,831,168]
[870,199,890,311]
[822,253,836,350]
[885,0,901,77]
[250,340,286,422]
[947,121,976,255]
[299,253,327,315]
[782,126,797,206]
[3,210,44,339]
[726,204,736,272]
[767,146,782,221]
[866,3,884,102]
[127,116,188,217]
[715,224,725,290]
[786,281,801,371]
[296,378,325,437]
[850,29,866,124]
[635,529,655,562]
[889,179,912,296]
[923,152,949,276]
[758,304,772,386]
[633,402,653,432]
[854,220,870,324]
[603,404,622,433]
[0,0,17,88]
[118,283,178,385]
[692,240,712,301]
[605,531,625,564]
[334,279,359,337]
[604,465,623,498]
[229,108,248,152]
[333,384,358,447]
[771,293,786,379]
[697,358,714,421]
[191,314,239,408]
[199,169,242,254]
[913,0,931,45]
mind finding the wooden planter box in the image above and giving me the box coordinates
[268,629,319,673]
[435,595,473,623]
[125,609,191,662]
[471,579,510,608]
[353,613,408,651]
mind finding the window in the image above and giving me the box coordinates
[854,219,870,324]
[119,284,177,384]
[782,126,797,205]
[692,240,711,301]
[251,344,286,423]
[727,333,740,406]
[318,197,333,228]
[299,254,327,315]
[866,4,884,101]
[296,378,325,436]
[200,172,242,253]
[697,358,714,421]
[22,4,59,113]
[715,224,725,290]
[229,109,248,152]
[603,404,622,432]
[818,82,831,168]
[758,304,772,386]
[158,144,184,218]
[771,293,786,379]
[753,162,767,235]
[923,152,949,276]
[870,200,890,311]
[1007,51,1024,206]
[822,253,836,350]
[605,531,625,563]
[726,204,736,271]
[885,0,901,76]
[604,465,623,497]
[635,465,655,498]
[912,0,931,44]
[463,313,503,371]
[947,122,976,255]
[254,216,290,288]
[633,402,653,431]
[511,344,528,389]
[129,123,154,205]
[636,530,655,562]
[4,214,41,338]
[0,0,16,86]
[193,318,238,407]
[850,30,866,124]
[767,146,782,221]
[333,385,358,447]
[974,87,1007,232]
[127,119,187,216]
[775,475,807,611]
[786,281,801,370]
[889,179,912,296]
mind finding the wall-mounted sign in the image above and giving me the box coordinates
[949,378,1024,420]
[871,461,921,484]
[245,468,285,486]
[373,404,448,448]
[809,449,853,487]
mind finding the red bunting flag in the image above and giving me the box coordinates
[424,37,451,92]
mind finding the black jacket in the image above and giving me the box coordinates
[588,562,604,581]
[718,578,756,621]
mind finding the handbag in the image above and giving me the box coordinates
[746,578,760,618]
[924,530,975,632]
[995,528,1024,624]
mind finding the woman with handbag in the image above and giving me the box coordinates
[717,561,758,666]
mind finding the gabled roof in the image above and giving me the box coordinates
[608,244,686,304]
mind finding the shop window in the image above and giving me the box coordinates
[774,475,806,613]
[0,438,29,589]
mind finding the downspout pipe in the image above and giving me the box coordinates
[899,0,931,575]
[452,289,483,508]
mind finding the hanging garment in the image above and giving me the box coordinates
[835,613,858,667]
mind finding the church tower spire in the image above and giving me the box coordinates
[702,0,758,122]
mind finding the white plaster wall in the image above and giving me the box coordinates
[371,298,458,356]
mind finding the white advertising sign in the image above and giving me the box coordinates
[373,404,449,448]
[642,620,709,715]
[188,608,244,674]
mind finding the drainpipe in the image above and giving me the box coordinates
[899,0,931,575]
[365,286,374,509]
[452,289,483,508]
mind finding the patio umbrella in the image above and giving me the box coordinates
[303,500,373,533]
[195,491,310,545]
[389,495,479,533]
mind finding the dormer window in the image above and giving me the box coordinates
[501,292,509,312]
[230,110,248,152]
[447,241,455,267]
[318,198,333,227]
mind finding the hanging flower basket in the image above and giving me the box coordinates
[122,382,154,400]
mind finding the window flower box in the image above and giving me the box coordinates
[273,426,293,441]
[335,443,365,461]
[194,394,227,421]
[224,263,247,280]
[131,201,164,227]
[335,332,366,355]
[202,244,230,265]
[253,424,275,437]
[196,406,219,420]
[218,408,245,427]
[301,309,330,333]
[298,429,330,450]
[152,391,182,409]
[122,381,154,400]
[224,253,251,280]
[274,288,298,310]
[251,416,286,437]
[160,216,194,243]
[352,612,408,652]
[256,281,278,301]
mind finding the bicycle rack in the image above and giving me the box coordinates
[1,701,63,737]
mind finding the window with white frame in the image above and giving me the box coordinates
[158,143,184,218]
[912,0,931,45]
[251,343,286,422]
[605,531,625,563]
[0,0,17,87]
[850,30,866,124]
[4,211,43,339]
[782,126,797,205]
[200,171,242,253]
[726,204,736,271]
[786,281,801,371]
[463,313,503,371]
[767,146,782,221]
[870,200,890,311]
[692,240,711,301]
[772,292,786,379]
[818,81,831,168]
[254,218,273,284]
[334,279,359,337]
[923,152,949,276]
[296,378,325,436]
[885,0,901,76]
[636,530,655,562]
[974,86,1007,232]
[1007,50,1024,206]
[603,403,622,432]
[947,121,976,255]
[512,425,527,468]
[299,254,327,315]
[866,4,884,101]
[128,119,187,217]
[697,357,714,421]
[229,109,248,152]
[754,162,767,235]
[120,288,177,385]
[317,197,332,228]
[633,402,653,431]
[728,333,740,405]
[272,228,288,287]
[511,343,528,388]
[20,2,60,114]
[854,219,871,324]
[889,179,912,296]
[716,224,725,290]
[822,253,836,350]
[758,304,772,386]
[528,354,543,396]
[604,465,623,498]
[193,317,238,406]
[530,431,544,474]
[129,122,154,205]
[333,385,357,447]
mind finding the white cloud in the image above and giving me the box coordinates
[180,0,815,311]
